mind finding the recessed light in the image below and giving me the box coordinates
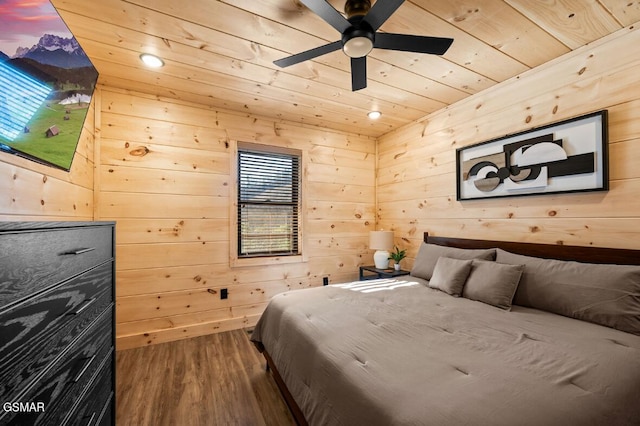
[368,111,381,120]
[139,53,164,68]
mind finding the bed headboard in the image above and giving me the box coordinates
[424,233,640,265]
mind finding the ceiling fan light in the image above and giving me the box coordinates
[343,36,374,58]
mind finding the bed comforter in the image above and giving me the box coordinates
[251,278,640,426]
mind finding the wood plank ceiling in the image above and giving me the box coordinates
[52,0,640,138]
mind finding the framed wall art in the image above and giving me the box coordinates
[456,110,608,201]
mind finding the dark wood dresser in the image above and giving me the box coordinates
[0,222,115,425]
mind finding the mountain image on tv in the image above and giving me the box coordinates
[0,2,98,171]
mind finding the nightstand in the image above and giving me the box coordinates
[359,265,411,281]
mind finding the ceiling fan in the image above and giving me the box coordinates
[274,0,454,91]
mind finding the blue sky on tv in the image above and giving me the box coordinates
[0,0,71,56]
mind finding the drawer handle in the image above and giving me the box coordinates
[83,412,96,426]
[73,354,97,383]
[62,247,96,255]
[68,298,97,316]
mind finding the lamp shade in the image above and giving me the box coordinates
[370,230,393,269]
[369,231,393,250]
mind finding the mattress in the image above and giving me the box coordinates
[251,278,640,426]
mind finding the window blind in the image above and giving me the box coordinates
[238,149,300,257]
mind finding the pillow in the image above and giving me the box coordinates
[462,259,524,310]
[496,248,640,335]
[428,257,473,296]
[411,243,496,280]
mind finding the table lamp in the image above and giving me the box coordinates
[369,230,394,269]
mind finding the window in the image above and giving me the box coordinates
[237,146,300,258]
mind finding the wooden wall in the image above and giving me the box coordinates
[0,95,96,221]
[96,87,375,350]
[5,23,639,351]
[377,25,640,266]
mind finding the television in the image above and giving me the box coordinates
[0,0,98,171]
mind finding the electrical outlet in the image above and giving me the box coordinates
[220,288,228,299]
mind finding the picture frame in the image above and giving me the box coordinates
[456,110,608,201]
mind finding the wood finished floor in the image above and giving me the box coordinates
[115,329,295,426]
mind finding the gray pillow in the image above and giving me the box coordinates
[462,259,524,310]
[411,243,496,280]
[497,248,640,335]
[428,257,473,296]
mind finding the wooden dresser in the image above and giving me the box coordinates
[0,222,115,425]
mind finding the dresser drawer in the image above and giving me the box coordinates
[62,356,114,426]
[0,261,113,400]
[0,225,113,309]
[1,309,113,425]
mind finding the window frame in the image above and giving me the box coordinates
[230,141,307,267]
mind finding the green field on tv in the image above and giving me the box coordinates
[4,100,89,170]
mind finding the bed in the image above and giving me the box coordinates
[251,233,640,425]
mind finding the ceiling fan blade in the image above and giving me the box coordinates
[351,56,367,91]
[374,33,453,55]
[274,41,342,68]
[362,0,405,31]
[299,0,351,33]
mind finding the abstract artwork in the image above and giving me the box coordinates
[456,110,608,201]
